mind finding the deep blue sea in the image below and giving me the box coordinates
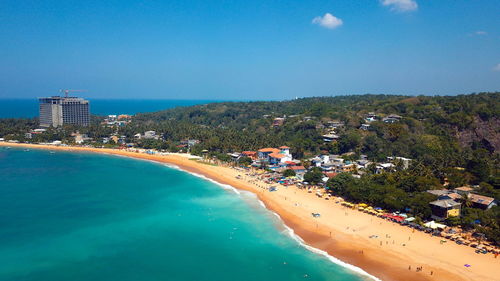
[0,147,370,281]
[0,99,221,118]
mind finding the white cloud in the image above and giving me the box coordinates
[312,13,343,29]
[493,63,500,72]
[475,31,488,36]
[381,0,418,12]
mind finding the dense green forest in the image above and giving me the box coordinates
[131,92,500,243]
[128,93,499,182]
[1,92,499,243]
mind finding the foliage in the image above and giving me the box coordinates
[283,169,296,177]
[303,167,323,184]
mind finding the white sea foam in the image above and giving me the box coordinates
[163,165,382,281]
[106,154,381,281]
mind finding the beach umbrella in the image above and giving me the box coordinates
[464,264,471,267]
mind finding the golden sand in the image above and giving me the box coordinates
[2,142,499,281]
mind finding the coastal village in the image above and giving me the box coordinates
[1,93,499,281]
[2,1,499,280]
[2,113,498,257]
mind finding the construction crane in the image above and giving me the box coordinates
[60,89,87,98]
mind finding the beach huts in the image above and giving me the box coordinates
[429,199,461,221]
[468,193,497,210]
[427,187,497,211]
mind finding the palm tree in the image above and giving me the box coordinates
[461,193,473,208]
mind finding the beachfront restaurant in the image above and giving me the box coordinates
[429,199,461,221]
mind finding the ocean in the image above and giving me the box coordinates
[0,99,222,118]
[0,147,370,281]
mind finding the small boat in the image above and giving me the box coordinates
[50,151,55,154]
[24,149,30,152]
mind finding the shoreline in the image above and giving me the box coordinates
[2,143,499,281]
[165,159,381,281]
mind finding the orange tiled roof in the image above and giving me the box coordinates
[258,148,280,153]
[269,153,286,159]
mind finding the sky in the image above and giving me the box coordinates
[0,0,499,100]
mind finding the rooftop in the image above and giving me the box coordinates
[469,193,495,206]
[427,190,449,196]
[430,199,461,208]
[269,152,286,159]
[258,148,280,153]
[454,186,474,192]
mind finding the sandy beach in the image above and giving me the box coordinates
[2,142,499,281]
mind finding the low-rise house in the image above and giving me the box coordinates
[322,134,339,142]
[375,163,395,174]
[388,114,403,120]
[272,118,285,127]
[360,124,371,130]
[429,199,461,221]
[323,172,337,179]
[269,152,291,165]
[339,164,356,173]
[326,121,344,129]
[427,189,450,197]
[258,148,281,161]
[454,186,474,196]
[143,131,157,139]
[117,114,132,120]
[427,189,497,210]
[229,152,241,161]
[383,117,399,123]
[386,156,412,169]
[356,159,371,169]
[365,113,377,122]
[469,194,497,210]
[241,151,257,160]
[258,146,292,164]
[290,165,306,175]
[311,156,323,167]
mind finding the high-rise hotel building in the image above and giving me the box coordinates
[39,96,90,127]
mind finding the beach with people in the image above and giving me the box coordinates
[2,142,499,281]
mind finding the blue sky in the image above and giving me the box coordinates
[0,0,499,100]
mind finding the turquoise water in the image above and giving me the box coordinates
[0,99,222,118]
[0,148,368,281]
